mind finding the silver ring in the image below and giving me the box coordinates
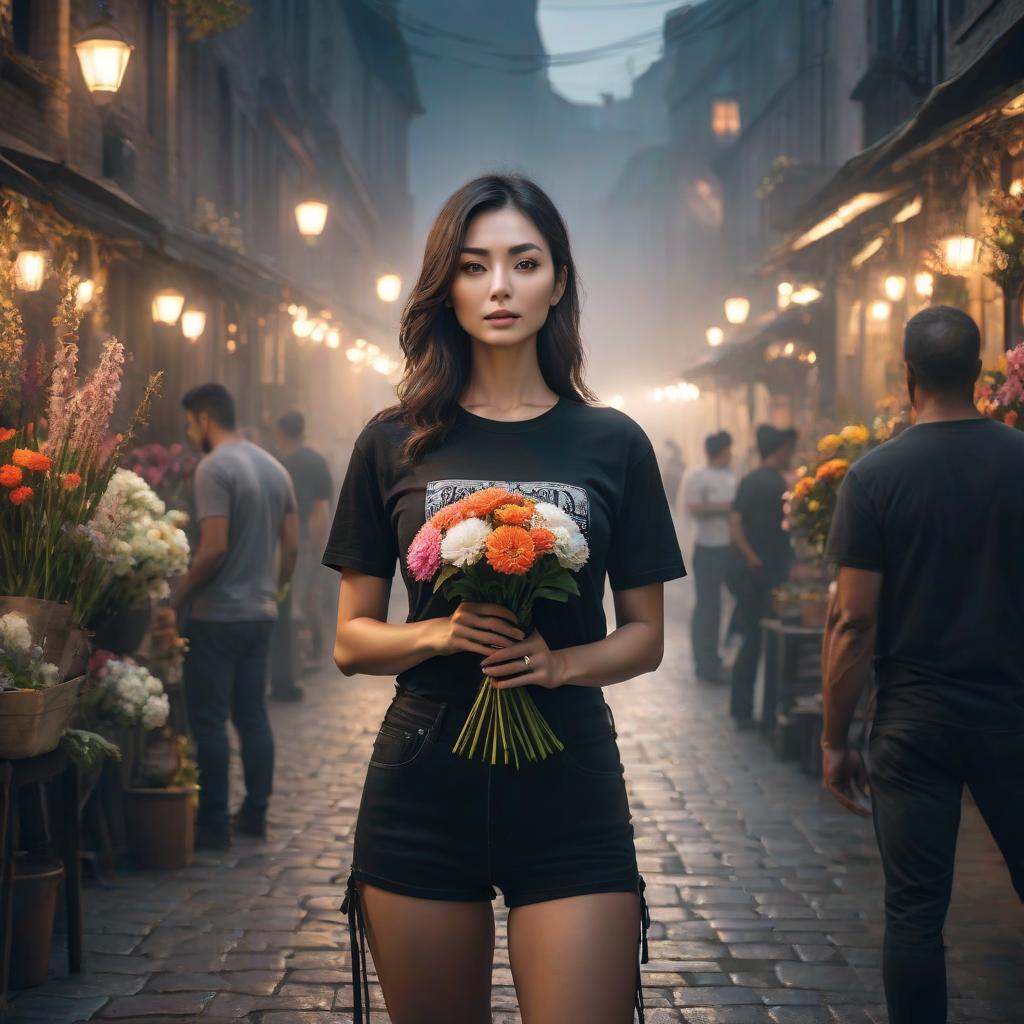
[522,654,531,669]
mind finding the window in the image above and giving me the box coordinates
[711,98,741,139]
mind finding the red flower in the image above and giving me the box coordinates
[0,428,15,443]
[12,448,52,473]
[0,464,22,488]
[63,472,82,491]
[9,485,33,506]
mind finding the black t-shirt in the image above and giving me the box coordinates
[732,465,792,585]
[322,395,687,715]
[281,446,333,537]
[826,418,1024,728]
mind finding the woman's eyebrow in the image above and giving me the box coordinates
[460,243,543,256]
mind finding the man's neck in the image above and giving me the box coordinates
[209,430,241,451]
[913,395,982,425]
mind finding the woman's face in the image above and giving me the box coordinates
[449,206,566,347]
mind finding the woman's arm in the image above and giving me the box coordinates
[483,581,665,689]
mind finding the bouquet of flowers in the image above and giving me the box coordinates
[975,343,1023,430]
[0,611,61,691]
[82,651,170,731]
[406,487,589,768]
[87,468,190,614]
[128,442,199,510]
[785,424,874,557]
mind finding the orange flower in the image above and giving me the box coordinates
[815,458,850,483]
[12,448,52,473]
[493,503,534,526]
[462,486,523,519]
[0,428,15,443]
[485,525,536,575]
[9,485,32,506]
[530,526,556,554]
[1005,410,1019,428]
[791,477,815,502]
[0,464,22,488]
[63,472,83,491]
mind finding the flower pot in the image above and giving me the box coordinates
[0,676,84,759]
[799,595,829,629]
[0,597,73,669]
[89,605,152,656]
[123,785,197,869]
[9,856,63,989]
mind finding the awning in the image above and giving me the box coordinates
[767,11,1024,263]
[682,305,819,383]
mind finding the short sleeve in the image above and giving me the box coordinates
[606,446,688,591]
[825,470,884,572]
[732,475,753,518]
[682,470,704,506]
[322,443,397,579]
[193,459,231,521]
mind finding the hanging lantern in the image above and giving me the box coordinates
[723,296,750,324]
[14,250,46,292]
[74,14,133,101]
[346,345,366,364]
[868,300,892,321]
[181,309,206,341]
[791,286,822,305]
[295,201,328,241]
[940,235,977,274]
[75,278,96,307]
[883,274,907,301]
[376,273,402,303]
[705,326,724,347]
[151,288,185,325]
[914,271,934,298]
[226,338,237,354]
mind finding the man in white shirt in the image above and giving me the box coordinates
[684,431,737,683]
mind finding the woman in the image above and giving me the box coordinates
[323,174,686,1024]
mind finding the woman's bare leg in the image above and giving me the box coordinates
[508,891,640,1024]
[360,881,495,1024]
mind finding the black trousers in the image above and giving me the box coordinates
[183,619,275,829]
[270,587,299,695]
[728,570,771,719]
[870,721,1024,1024]
[691,544,730,679]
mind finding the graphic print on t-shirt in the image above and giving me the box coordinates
[425,478,590,536]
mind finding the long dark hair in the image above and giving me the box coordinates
[370,174,598,466]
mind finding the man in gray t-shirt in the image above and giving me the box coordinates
[173,384,298,849]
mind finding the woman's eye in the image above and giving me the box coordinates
[516,259,539,271]
[460,262,485,274]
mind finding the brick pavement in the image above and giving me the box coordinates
[8,579,1023,1023]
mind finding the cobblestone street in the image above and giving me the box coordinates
[8,579,1024,1024]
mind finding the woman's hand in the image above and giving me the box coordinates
[481,628,566,690]
[433,601,525,658]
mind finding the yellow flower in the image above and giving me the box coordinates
[808,500,821,513]
[840,424,870,446]
[817,433,842,457]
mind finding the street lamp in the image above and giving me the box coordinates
[76,278,96,308]
[705,326,724,347]
[913,271,934,298]
[940,235,977,274]
[869,300,891,322]
[295,200,328,242]
[14,251,46,291]
[151,288,184,325]
[181,309,206,341]
[883,274,907,302]
[74,8,133,103]
[724,296,750,325]
[376,273,402,303]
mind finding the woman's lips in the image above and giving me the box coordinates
[484,314,520,328]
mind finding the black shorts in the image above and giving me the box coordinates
[338,688,652,1022]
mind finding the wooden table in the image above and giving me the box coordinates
[0,748,82,1009]
[758,619,824,743]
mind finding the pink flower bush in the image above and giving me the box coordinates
[406,522,442,582]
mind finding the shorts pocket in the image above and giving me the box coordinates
[561,732,624,777]
[369,722,432,770]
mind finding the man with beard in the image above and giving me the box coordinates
[173,383,298,848]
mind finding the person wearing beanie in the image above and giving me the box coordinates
[726,424,797,725]
[684,431,736,683]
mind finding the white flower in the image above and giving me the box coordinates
[141,693,169,730]
[38,662,60,688]
[0,612,33,654]
[551,525,590,571]
[531,501,576,534]
[440,518,492,567]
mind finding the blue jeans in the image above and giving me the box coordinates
[183,619,274,829]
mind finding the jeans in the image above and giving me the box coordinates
[270,587,299,695]
[183,619,275,829]
[691,545,730,679]
[728,570,771,719]
[870,721,1024,1024]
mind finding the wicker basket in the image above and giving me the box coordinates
[0,676,84,760]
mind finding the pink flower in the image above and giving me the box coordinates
[69,339,125,463]
[406,523,442,582]
[45,340,79,452]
